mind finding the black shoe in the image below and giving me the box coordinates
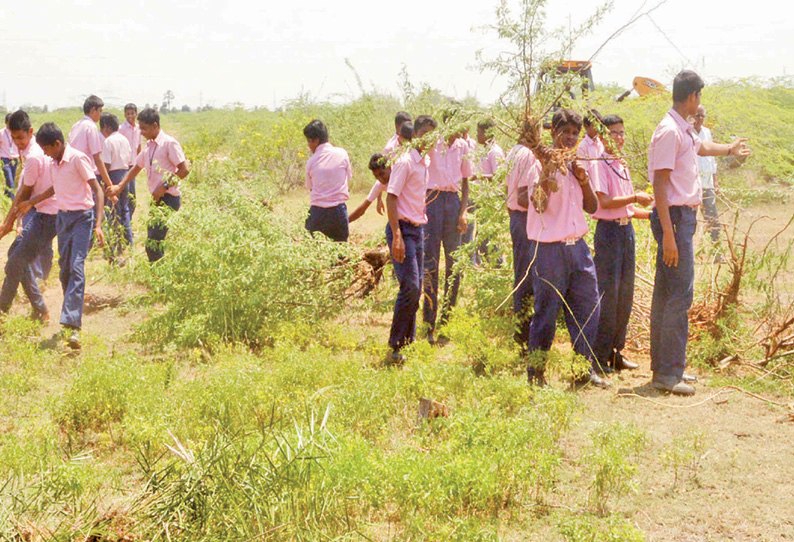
[387,350,406,366]
[613,352,639,371]
[527,368,547,387]
[65,327,81,351]
[652,374,695,396]
[427,332,436,346]
[574,370,611,389]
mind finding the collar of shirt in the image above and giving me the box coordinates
[56,144,79,165]
[668,109,697,141]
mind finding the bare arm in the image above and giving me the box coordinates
[386,194,404,263]
[109,164,143,197]
[348,199,372,223]
[595,191,653,210]
[572,160,598,214]
[698,138,750,158]
[88,176,105,229]
[93,153,112,189]
[517,186,529,210]
[652,169,677,267]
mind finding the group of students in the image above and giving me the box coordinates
[0,95,189,350]
[302,70,750,396]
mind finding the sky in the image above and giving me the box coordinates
[0,0,790,111]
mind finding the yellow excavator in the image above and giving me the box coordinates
[535,59,666,101]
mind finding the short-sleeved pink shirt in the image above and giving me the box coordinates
[526,169,589,243]
[304,142,351,208]
[427,138,472,192]
[592,156,635,221]
[366,181,386,202]
[135,130,186,198]
[51,145,96,211]
[20,140,58,215]
[0,128,19,159]
[387,148,429,225]
[102,132,132,172]
[119,121,142,167]
[648,109,702,207]
[68,116,103,174]
[506,144,540,212]
[384,133,400,157]
[479,142,505,177]
[577,134,604,190]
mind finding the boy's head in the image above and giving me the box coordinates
[394,111,412,133]
[583,109,602,139]
[36,122,66,160]
[83,95,104,121]
[303,119,329,153]
[601,114,625,152]
[137,107,161,141]
[99,113,120,137]
[8,110,34,151]
[412,115,437,151]
[690,105,706,133]
[476,119,494,145]
[550,109,582,149]
[398,120,414,142]
[672,70,704,116]
[124,103,138,125]
[368,153,391,185]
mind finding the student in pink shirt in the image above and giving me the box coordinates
[385,117,435,364]
[0,111,57,322]
[591,114,653,375]
[108,108,189,263]
[68,95,113,197]
[517,109,608,389]
[364,120,414,219]
[577,110,605,187]
[119,103,142,222]
[1,113,20,199]
[348,154,390,223]
[37,122,105,350]
[648,71,750,395]
[423,113,471,345]
[303,120,351,242]
[100,113,133,260]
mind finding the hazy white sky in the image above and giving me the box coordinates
[0,0,790,110]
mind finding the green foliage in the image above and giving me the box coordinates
[584,422,646,515]
[660,429,709,489]
[559,513,646,542]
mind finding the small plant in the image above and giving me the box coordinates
[558,513,646,542]
[660,429,709,489]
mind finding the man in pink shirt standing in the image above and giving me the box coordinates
[37,122,106,350]
[577,110,604,186]
[0,110,58,322]
[68,95,113,198]
[648,71,750,395]
[591,114,653,374]
[118,103,142,226]
[423,117,471,344]
[100,113,133,260]
[303,120,351,242]
[517,109,608,389]
[108,108,189,263]
[385,117,436,364]
[1,113,20,199]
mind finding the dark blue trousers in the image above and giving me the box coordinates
[386,221,424,350]
[147,193,181,262]
[106,169,133,255]
[650,206,696,378]
[57,210,94,329]
[0,211,57,315]
[527,238,600,370]
[510,210,533,345]
[593,220,636,367]
[2,158,17,199]
[422,190,462,332]
[22,209,54,281]
[305,203,349,242]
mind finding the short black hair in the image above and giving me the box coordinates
[395,111,412,126]
[138,107,160,126]
[368,153,387,172]
[399,121,414,141]
[672,70,705,103]
[303,119,329,144]
[551,108,583,132]
[413,115,437,134]
[36,122,65,146]
[8,110,31,132]
[583,109,602,128]
[4,113,10,124]
[124,103,138,113]
[601,114,624,127]
[477,118,494,131]
[83,95,104,115]
[100,113,120,132]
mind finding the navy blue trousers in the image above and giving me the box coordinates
[593,220,636,367]
[527,238,600,370]
[510,210,533,345]
[147,193,181,263]
[0,211,57,315]
[650,206,696,378]
[386,221,424,350]
[22,209,54,281]
[57,210,94,329]
[2,158,17,199]
[305,203,349,242]
[422,190,462,332]
[106,169,133,255]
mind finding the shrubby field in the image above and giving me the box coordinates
[0,78,792,541]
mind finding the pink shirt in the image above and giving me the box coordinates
[136,130,186,198]
[505,144,540,212]
[20,140,58,215]
[305,142,351,208]
[577,134,604,188]
[118,121,142,167]
[384,133,400,156]
[387,148,429,225]
[592,156,636,221]
[479,142,505,177]
[102,132,133,172]
[366,181,386,202]
[68,116,103,174]
[526,169,590,243]
[0,128,19,159]
[427,138,472,192]
[648,109,702,207]
[51,145,96,211]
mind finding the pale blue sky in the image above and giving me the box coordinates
[0,0,789,110]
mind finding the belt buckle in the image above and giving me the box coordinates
[565,237,576,246]
[618,217,629,226]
